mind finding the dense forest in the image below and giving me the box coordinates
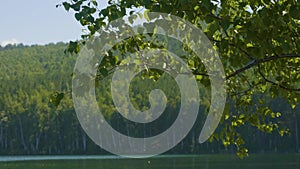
[0,43,299,155]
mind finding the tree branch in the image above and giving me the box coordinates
[258,65,300,92]
[226,53,300,79]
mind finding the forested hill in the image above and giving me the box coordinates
[0,43,81,155]
[0,43,298,155]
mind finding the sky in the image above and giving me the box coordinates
[0,0,107,47]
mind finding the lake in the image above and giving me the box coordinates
[0,154,299,169]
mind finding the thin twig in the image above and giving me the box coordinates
[258,65,300,92]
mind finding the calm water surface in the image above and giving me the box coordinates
[0,154,299,169]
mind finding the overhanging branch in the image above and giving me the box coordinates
[226,53,300,79]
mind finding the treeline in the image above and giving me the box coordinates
[0,43,299,155]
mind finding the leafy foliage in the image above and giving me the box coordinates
[0,42,299,155]
[58,0,300,158]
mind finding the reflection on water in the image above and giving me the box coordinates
[0,154,299,169]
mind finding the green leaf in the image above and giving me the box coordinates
[62,2,70,11]
[100,9,109,17]
[92,0,98,6]
[89,8,97,14]
[71,1,83,11]
[144,10,150,21]
[75,13,82,21]
[67,41,80,54]
[88,25,95,34]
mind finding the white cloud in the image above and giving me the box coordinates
[1,38,20,47]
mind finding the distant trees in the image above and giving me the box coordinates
[0,43,84,154]
[0,43,26,50]
[0,42,299,155]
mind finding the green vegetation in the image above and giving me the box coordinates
[58,0,300,157]
[0,43,299,156]
[0,43,80,155]
[0,0,299,158]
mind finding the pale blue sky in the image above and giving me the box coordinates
[0,0,107,46]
